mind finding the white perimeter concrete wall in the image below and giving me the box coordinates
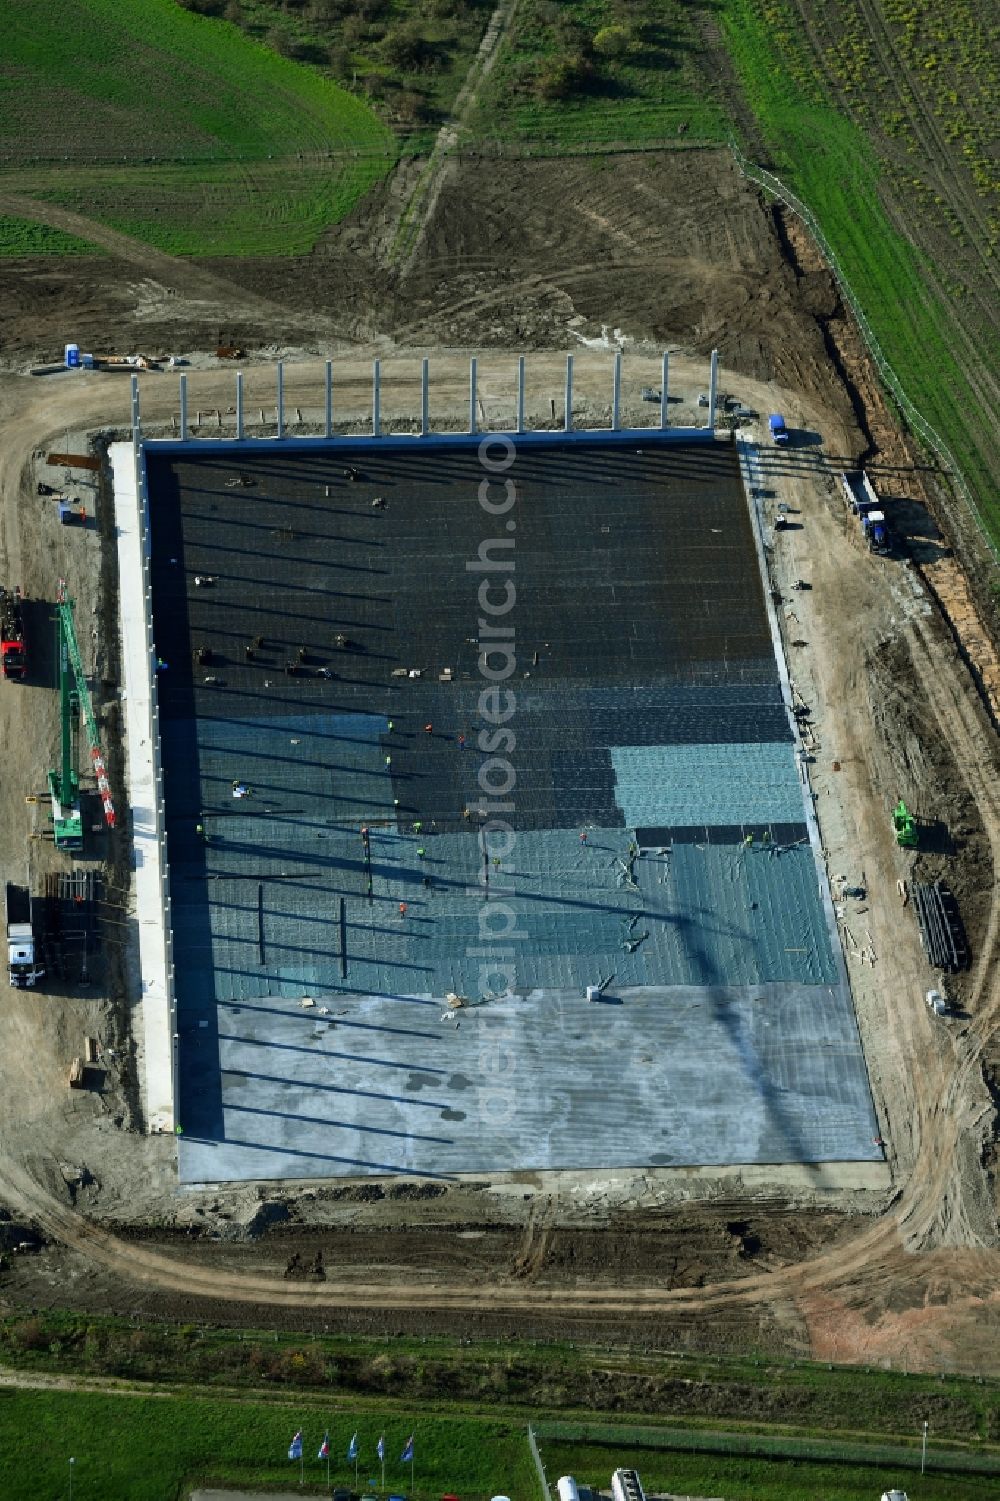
[110,440,175,1133]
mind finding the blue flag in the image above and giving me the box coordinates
[347,1432,359,1462]
[401,1436,414,1464]
[318,1433,330,1461]
[377,1435,386,1462]
[288,1431,303,1461]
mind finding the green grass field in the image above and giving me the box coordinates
[0,0,394,255]
[0,157,391,257]
[3,1383,999,1501]
[538,1437,1000,1501]
[475,0,728,146]
[1,0,391,160]
[0,1390,533,1501]
[719,0,1000,548]
[0,215,100,256]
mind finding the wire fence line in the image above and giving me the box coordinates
[533,1419,1000,1479]
[527,1425,553,1501]
[729,141,999,567]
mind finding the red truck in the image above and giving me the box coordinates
[1,586,26,680]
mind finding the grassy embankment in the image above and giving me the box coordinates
[0,0,395,256]
[719,0,1000,549]
[1,1383,999,1501]
[1,1313,999,1499]
[3,1312,1000,1436]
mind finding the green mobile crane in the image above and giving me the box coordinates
[48,581,116,853]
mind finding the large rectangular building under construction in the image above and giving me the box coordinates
[139,434,881,1183]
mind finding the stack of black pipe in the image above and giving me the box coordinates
[913,880,968,971]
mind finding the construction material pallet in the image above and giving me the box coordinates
[40,870,100,983]
[913,879,967,972]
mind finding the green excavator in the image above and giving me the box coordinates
[892,798,918,848]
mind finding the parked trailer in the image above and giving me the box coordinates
[840,469,880,516]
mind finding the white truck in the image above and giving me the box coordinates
[6,883,43,989]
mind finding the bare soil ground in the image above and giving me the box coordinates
[0,149,997,1375]
[0,152,858,407]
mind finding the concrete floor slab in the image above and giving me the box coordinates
[178,983,881,1183]
[138,435,880,1184]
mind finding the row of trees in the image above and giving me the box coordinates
[524,4,665,103]
[174,0,666,117]
[175,0,490,123]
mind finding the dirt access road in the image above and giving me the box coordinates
[0,149,996,1372]
[0,356,997,1371]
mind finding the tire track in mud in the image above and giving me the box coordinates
[392,257,768,355]
[895,615,1000,1250]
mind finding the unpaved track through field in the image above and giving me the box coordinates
[392,0,520,273]
[0,191,285,322]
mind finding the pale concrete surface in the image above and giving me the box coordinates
[178,981,881,1183]
[111,440,174,1133]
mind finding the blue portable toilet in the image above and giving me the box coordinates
[64,343,80,368]
[58,501,73,525]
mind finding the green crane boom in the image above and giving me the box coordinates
[48,581,115,852]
